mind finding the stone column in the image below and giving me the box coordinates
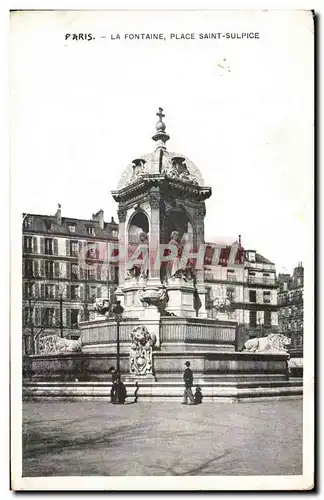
[147,187,162,284]
[194,203,208,318]
[115,207,127,307]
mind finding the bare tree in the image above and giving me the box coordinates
[22,277,46,355]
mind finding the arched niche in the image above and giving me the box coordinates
[128,210,149,245]
[162,207,194,246]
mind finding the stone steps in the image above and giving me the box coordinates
[23,379,303,402]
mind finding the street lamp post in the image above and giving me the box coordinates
[112,300,124,403]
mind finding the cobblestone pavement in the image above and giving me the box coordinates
[22,399,302,476]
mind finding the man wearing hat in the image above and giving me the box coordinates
[182,361,195,405]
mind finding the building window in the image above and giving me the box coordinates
[263,273,271,284]
[68,224,76,233]
[43,308,55,326]
[249,290,256,303]
[264,310,271,327]
[249,310,257,327]
[70,240,79,257]
[24,236,33,253]
[87,285,97,301]
[87,226,95,236]
[71,285,79,300]
[23,307,32,326]
[71,264,79,280]
[24,259,33,278]
[246,251,256,263]
[263,291,271,303]
[226,286,235,302]
[227,270,236,282]
[45,261,54,278]
[23,216,32,229]
[71,309,79,327]
[88,268,96,280]
[45,284,55,299]
[248,272,255,283]
[112,229,118,238]
[86,247,99,261]
[108,266,119,284]
[24,282,33,298]
[44,238,53,255]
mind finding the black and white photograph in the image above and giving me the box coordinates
[10,8,314,491]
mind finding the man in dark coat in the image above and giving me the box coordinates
[109,366,119,403]
[182,361,195,405]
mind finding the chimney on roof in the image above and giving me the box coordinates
[111,216,115,224]
[92,209,104,230]
[55,203,62,225]
[238,234,242,246]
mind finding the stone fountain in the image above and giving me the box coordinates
[24,109,302,402]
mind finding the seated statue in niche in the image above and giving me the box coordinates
[162,230,195,282]
[125,231,149,280]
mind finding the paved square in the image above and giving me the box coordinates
[23,399,302,476]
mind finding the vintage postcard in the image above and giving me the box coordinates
[10,9,314,491]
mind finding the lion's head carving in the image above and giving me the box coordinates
[131,326,156,350]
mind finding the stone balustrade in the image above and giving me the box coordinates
[160,317,236,345]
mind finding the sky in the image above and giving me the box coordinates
[10,10,314,274]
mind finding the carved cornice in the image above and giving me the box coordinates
[117,208,127,223]
[112,176,212,204]
[196,204,206,218]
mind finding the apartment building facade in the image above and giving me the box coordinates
[22,205,119,354]
[204,243,278,337]
[277,263,304,357]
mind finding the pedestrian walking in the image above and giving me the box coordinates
[194,385,203,405]
[182,361,195,405]
[108,366,119,403]
[117,378,127,404]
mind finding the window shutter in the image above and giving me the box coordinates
[96,265,101,281]
[55,284,59,299]
[65,308,71,327]
[66,262,71,280]
[97,287,102,298]
[79,241,85,268]
[66,284,71,300]
[39,260,45,277]
[79,264,84,280]
[54,239,58,255]
[80,285,85,300]
[33,260,38,277]
[66,240,70,257]
[32,237,38,253]
[54,261,60,278]
[35,308,40,326]
[40,283,45,298]
[40,237,45,254]
[55,308,60,326]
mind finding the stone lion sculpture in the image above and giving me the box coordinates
[130,326,156,351]
[243,333,291,353]
[39,335,82,354]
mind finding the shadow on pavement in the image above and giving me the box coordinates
[23,422,147,460]
[151,451,231,476]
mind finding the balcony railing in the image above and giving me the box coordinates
[247,276,276,285]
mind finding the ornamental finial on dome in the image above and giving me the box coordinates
[156,107,166,132]
[152,107,170,149]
